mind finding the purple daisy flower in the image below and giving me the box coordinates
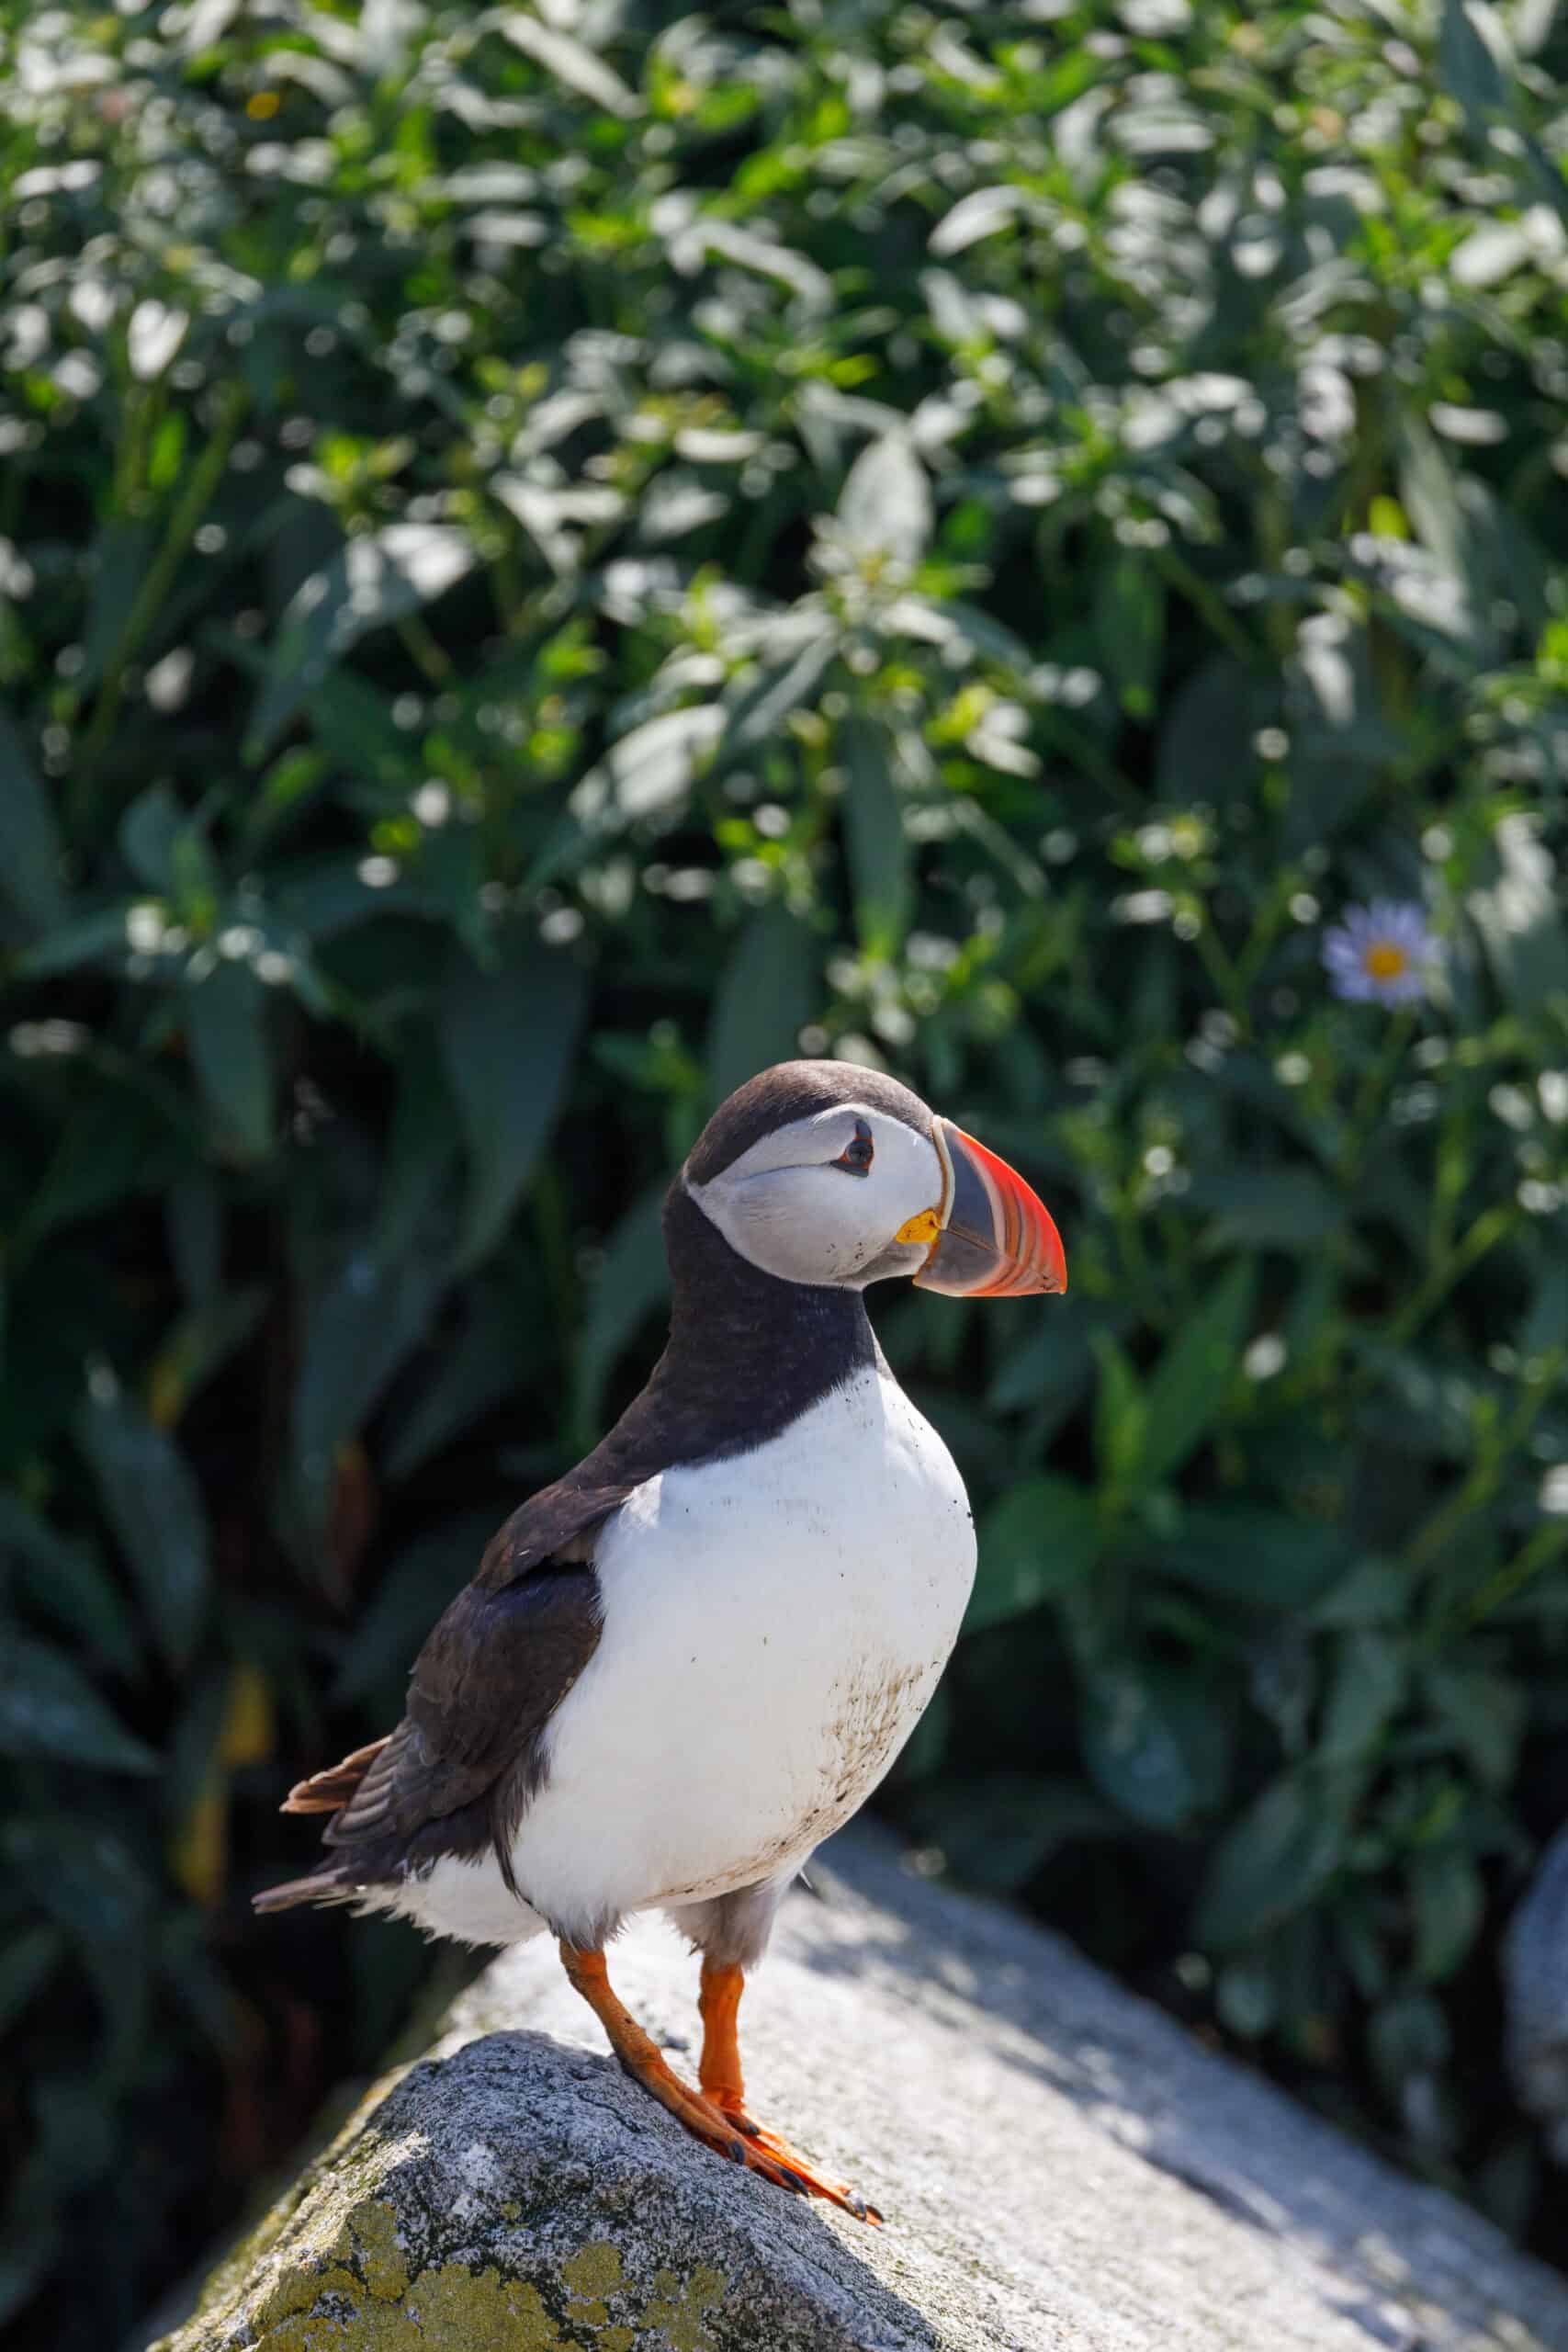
[1321,899,1438,1006]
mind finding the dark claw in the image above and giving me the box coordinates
[728,2138,747,2163]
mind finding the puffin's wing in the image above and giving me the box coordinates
[268,1474,639,1900]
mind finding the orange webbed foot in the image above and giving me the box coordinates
[711,2094,883,2222]
[560,1943,880,2220]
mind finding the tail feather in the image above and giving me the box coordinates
[253,1871,359,1915]
[280,1735,391,1815]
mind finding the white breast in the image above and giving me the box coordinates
[498,1363,975,1942]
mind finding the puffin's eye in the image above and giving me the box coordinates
[833,1121,874,1176]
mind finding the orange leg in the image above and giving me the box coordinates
[698,1958,881,2224]
[558,1944,877,2221]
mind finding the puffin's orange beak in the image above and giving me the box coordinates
[905,1119,1066,1299]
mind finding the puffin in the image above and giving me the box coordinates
[257,1060,1066,2220]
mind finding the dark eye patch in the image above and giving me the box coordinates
[833,1119,874,1175]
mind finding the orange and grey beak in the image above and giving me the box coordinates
[899,1119,1066,1298]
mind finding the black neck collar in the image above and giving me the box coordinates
[649,1180,876,1459]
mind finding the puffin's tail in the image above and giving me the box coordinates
[254,1734,393,1914]
[253,1871,359,1915]
[278,1735,391,1815]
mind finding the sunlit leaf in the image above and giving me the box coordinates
[837,435,932,569]
[1467,812,1568,1015]
[496,10,643,117]
[250,525,478,756]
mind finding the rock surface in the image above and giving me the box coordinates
[155,1827,1568,2351]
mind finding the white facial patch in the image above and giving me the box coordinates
[688,1106,945,1287]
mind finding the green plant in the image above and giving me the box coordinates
[1,1,1566,2342]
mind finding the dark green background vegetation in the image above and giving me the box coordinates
[3,1,1566,2343]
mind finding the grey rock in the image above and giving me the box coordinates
[1506,1823,1568,2164]
[154,1826,1568,2351]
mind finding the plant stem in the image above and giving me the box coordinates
[1382,1202,1518,1351]
[1337,1008,1415,1185]
[397,613,452,684]
[1461,1519,1568,1632]
[71,379,250,827]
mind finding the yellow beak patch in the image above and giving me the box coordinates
[894,1206,943,1248]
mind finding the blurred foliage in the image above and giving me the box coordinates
[2,0,1567,2340]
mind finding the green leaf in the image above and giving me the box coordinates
[707,905,816,1105]
[907,1772,1122,1892]
[1368,1990,1450,2105]
[290,1250,445,1537]
[1319,1633,1404,1768]
[383,1283,531,1482]
[119,782,185,892]
[80,518,156,690]
[1083,1660,1231,1831]
[145,1283,268,1428]
[0,1925,64,2039]
[1091,1330,1147,1489]
[0,1636,155,1774]
[558,707,726,851]
[571,1183,671,1444]
[841,716,913,956]
[74,1385,209,1668]
[1148,1503,1352,1611]
[968,1475,1100,1631]
[1466,811,1568,1016]
[836,434,932,568]
[374,1039,461,1263]
[333,1512,497,1704]
[1214,1956,1278,2039]
[1411,1849,1485,1983]
[0,1494,141,1677]
[715,631,838,769]
[1438,0,1510,127]
[437,937,586,1272]
[497,9,644,118]
[249,524,478,757]
[184,962,272,1158]
[1140,1259,1256,1486]
[1188,1167,1345,1252]
[15,907,134,978]
[22,1089,182,1250]
[1196,1771,1347,1949]
[1424,1665,1524,1788]
[0,709,65,932]
[1095,554,1164,718]
[1156,655,1261,807]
